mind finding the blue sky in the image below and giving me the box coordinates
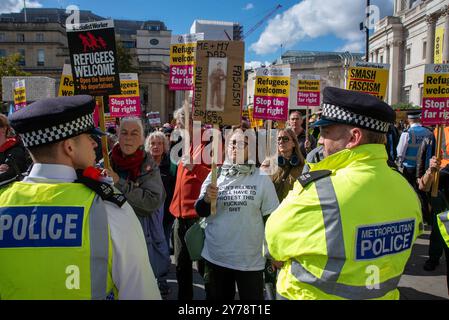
[1,0,394,67]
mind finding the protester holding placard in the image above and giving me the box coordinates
[195,128,279,300]
[104,117,168,297]
[169,107,211,300]
[416,136,449,275]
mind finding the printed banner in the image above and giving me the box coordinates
[247,105,263,128]
[58,64,74,96]
[347,62,390,101]
[193,41,244,126]
[355,219,415,260]
[105,113,117,128]
[253,67,290,121]
[169,33,204,91]
[147,112,161,127]
[422,64,449,126]
[297,74,321,108]
[13,79,26,110]
[435,27,445,64]
[66,20,121,96]
[109,73,141,117]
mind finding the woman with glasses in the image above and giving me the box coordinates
[195,128,279,300]
[271,128,305,202]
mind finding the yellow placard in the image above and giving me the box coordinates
[116,79,139,97]
[298,80,320,92]
[435,27,445,64]
[346,66,389,101]
[58,64,74,96]
[423,73,449,98]
[254,76,290,98]
[58,75,74,96]
[14,87,26,105]
[170,43,196,66]
[248,105,264,128]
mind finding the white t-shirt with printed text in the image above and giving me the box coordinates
[199,167,279,271]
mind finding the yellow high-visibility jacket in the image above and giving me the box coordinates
[265,144,423,300]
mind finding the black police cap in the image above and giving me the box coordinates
[313,87,395,133]
[8,95,104,148]
[407,111,421,119]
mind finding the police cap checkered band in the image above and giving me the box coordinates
[322,103,390,133]
[20,113,95,147]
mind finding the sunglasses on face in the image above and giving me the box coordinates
[277,136,290,143]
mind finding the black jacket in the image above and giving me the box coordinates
[0,139,31,182]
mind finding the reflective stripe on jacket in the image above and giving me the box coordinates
[403,126,432,168]
[0,182,116,300]
[265,144,423,300]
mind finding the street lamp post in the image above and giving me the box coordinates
[366,0,370,61]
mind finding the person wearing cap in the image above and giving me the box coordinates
[265,87,423,300]
[396,111,433,187]
[0,96,161,300]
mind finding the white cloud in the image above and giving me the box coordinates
[243,3,254,10]
[250,0,393,55]
[337,40,364,53]
[245,60,271,70]
[0,0,43,14]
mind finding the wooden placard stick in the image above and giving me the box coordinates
[305,107,309,140]
[210,124,220,215]
[183,94,191,164]
[211,124,220,215]
[432,125,444,197]
[266,120,273,159]
[96,96,110,170]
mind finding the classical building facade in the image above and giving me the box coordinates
[369,0,449,106]
[0,8,177,122]
[246,50,364,110]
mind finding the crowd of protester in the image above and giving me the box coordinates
[1,93,448,300]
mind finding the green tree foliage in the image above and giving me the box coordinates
[0,53,30,104]
[116,41,137,73]
[391,102,421,110]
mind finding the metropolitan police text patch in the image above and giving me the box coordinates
[0,206,84,248]
[355,219,415,260]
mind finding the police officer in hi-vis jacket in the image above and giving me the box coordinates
[0,96,161,300]
[265,87,423,300]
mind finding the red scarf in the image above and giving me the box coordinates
[111,144,144,182]
[0,137,19,153]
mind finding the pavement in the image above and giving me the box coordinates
[164,227,449,301]
[399,227,448,300]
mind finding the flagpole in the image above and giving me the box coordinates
[23,0,27,23]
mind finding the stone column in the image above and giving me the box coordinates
[426,13,437,64]
[443,5,449,63]
[390,40,402,105]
